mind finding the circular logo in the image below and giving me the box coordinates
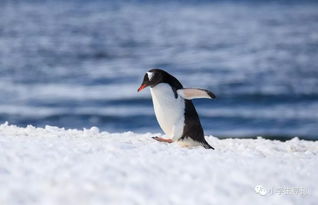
[255,185,267,196]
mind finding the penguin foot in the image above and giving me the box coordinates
[152,136,173,143]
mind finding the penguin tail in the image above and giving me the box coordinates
[202,141,214,150]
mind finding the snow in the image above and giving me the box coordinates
[0,123,317,205]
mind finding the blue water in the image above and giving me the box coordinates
[0,1,317,139]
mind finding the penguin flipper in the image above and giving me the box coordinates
[177,88,216,100]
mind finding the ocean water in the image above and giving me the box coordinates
[0,0,317,139]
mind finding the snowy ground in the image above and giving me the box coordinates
[0,123,317,205]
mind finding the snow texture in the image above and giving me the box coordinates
[0,123,317,205]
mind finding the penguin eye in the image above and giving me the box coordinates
[147,72,154,81]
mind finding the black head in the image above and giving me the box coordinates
[137,69,183,92]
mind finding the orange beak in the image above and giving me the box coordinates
[137,84,148,92]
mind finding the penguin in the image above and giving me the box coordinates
[137,69,215,149]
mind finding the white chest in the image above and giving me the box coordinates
[150,84,185,140]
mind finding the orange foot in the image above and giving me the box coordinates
[152,136,173,143]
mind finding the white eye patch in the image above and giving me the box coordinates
[147,72,154,80]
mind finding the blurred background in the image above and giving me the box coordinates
[0,0,317,139]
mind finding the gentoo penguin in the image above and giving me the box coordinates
[137,69,215,149]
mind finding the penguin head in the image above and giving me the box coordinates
[137,69,165,92]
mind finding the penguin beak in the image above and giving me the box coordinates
[137,84,148,92]
[138,73,151,92]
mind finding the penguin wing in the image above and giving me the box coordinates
[177,88,216,100]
